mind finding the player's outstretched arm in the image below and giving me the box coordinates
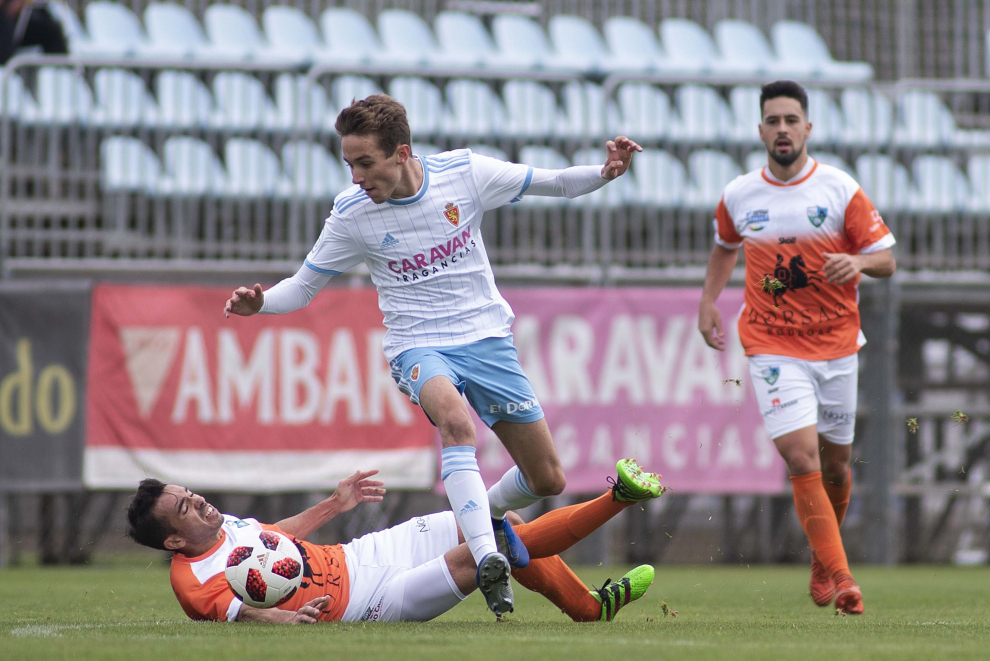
[237,596,330,624]
[520,137,642,200]
[224,284,264,317]
[223,263,332,318]
[274,469,385,540]
[601,136,643,181]
[699,244,739,351]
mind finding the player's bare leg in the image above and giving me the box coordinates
[776,425,863,614]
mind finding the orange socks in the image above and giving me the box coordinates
[791,471,852,584]
[512,556,602,622]
[822,469,852,526]
[513,491,632,558]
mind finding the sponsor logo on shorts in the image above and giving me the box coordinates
[822,410,856,424]
[488,399,539,415]
[415,517,430,533]
[763,398,798,416]
[363,595,385,622]
[762,367,780,385]
[767,387,779,394]
[410,364,420,381]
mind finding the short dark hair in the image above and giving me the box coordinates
[126,478,175,551]
[760,80,808,116]
[334,94,412,157]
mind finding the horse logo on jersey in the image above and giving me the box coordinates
[443,202,460,227]
[807,206,828,228]
[769,253,825,306]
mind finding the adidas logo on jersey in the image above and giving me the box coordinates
[380,233,400,249]
[460,500,482,515]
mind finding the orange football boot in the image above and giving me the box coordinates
[834,578,865,615]
[809,551,835,607]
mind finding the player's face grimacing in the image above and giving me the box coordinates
[154,484,224,552]
[342,134,411,204]
[758,96,811,168]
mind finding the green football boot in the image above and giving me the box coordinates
[591,564,656,621]
[610,458,666,502]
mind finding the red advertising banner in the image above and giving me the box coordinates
[83,285,434,491]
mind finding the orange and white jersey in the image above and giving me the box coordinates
[714,158,895,361]
[169,514,350,622]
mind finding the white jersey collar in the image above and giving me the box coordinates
[387,156,429,206]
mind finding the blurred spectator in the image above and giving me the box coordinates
[0,0,68,64]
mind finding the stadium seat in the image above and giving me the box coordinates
[1,73,39,123]
[319,8,382,66]
[805,88,845,143]
[839,87,893,145]
[659,18,754,77]
[155,70,217,128]
[812,152,855,176]
[143,3,216,60]
[212,72,278,130]
[614,83,672,140]
[466,144,508,161]
[263,6,328,64]
[549,15,630,74]
[378,9,462,69]
[572,148,632,208]
[492,14,576,72]
[603,17,679,74]
[47,2,100,56]
[388,77,445,135]
[205,4,274,61]
[84,2,149,57]
[632,150,687,208]
[274,74,331,131]
[770,21,874,81]
[412,143,441,156]
[893,90,957,147]
[965,155,990,212]
[92,68,160,127]
[728,86,763,144]
[745,150,766,173]
[36,67,94,124]
[444,79,508,138]
[674,85,734,142]
[855,154,911,212]
[559,81,620,139]
[161,136,228,195]
[516,146,570,207]
[714,20,814,78]
[910,155,970,213]
[433,11,500,70]
[225,139,291,197]
[685,150,741,208]
[503,80,563,138]
[331,76,382,112]
[282,141,346,199]
[100,136,162,193]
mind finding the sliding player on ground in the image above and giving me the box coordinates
[126,460,664,624]
[698,81,896,615]
[224,95,641,615]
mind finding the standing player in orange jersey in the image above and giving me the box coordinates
[697,81,896,615]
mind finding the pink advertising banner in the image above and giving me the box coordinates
[467,288,786,494]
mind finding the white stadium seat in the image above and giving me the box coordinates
[614,83,672,141]
[1,73,39,122]
[274,74,331,131]
[36,67,94,124]
[466,144,508,161]
[320,8,382,66]
[492,15,576,72]
[331,76,382,112]
[155,70,217,128]
[856,154,911,212]
[378,9,460,69]
[516,146,570,207]
[212,72,279,130]
[572,148,632,208]
[674,85,734,142]
[714,20,814,79]
[559,81,620,139]
[632,150,687,208]
[84,2,149,57]
[839,87,893,145]
[388,77,445,135]
[225,139,291,197]
[805,88,845,143]
[745,150,766,173]
[48,2,101,56]
[603,16,678,74]
[92,68,160,127]
[161,136,228,196]
[727,86,763,144]
[282,141,346,199]
[503,80,562,138]
[686,150,741,209]
[771,21,873,81]
[204,4,278,62]
[910,155,970,213]
[143,3,214,60]
[894,90,957,148]
[966,155,990,212]
[433,11,499,70]
[660,18,754,77]
[412,143,441,156]
[812,152,855,176]
[100,136,162,193]
[444,79,508,139]
[263,6,327,64]
[549,15,628,74]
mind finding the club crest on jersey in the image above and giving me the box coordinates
[762,367,780,386]
[807,206,828,227]
[744,209,770,231]
[443,202,459,227]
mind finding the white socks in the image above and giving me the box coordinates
[441,446,497,564]
[487,466,543,520]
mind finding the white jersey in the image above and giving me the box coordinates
[305,149,533,360]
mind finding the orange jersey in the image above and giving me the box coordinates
[169,515,350,622]
[715,158,895,360]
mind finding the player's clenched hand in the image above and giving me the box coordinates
[225,284,264,318]
[290,595,331,624]
[332,469,386,513]
[698,300,726,351]
[821,252,862,285]
[601,136,643,180]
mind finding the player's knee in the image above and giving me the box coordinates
[438,412,476,448]
[529,468,566,497]
[822,459,850,485]
[781,447,819,476]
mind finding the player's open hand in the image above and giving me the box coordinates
[225,284,264,318]
[332,469,386,513]
[601,136,643,180]
[698,299,726,351]
[290,595,330,624]
[821,252,862,285]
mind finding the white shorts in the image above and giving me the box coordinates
[340,511,461,622]
[748,353,859,445]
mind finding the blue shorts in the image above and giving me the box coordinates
[389,334,544,428]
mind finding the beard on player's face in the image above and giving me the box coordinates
[157,485,224,549]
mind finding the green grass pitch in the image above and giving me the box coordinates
[2,562,989,660]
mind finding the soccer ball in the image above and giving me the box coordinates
[224,530,303,609]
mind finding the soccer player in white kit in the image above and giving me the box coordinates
[225,95,641,616]
[697,81,896,615]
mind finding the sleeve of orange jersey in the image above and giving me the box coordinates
[171,568,240,622]
[844,187,894,253]
[713,197,743,249]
